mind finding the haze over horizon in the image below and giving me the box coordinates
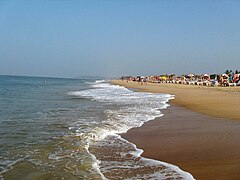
[0,1,239,78]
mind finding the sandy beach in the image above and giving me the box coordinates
[113,80,240,179]
[112,80,240,120]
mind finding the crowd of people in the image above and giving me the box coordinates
[121,70,240,87]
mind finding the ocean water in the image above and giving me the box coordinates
[0,75,194,179]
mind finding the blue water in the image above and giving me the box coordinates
[0,75,194,179]
[0,76,91,148]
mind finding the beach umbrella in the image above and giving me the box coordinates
[222,74,229,77]
[187,74,194,79]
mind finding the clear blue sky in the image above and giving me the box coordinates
[0,0,239,78]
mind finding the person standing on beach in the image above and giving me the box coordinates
[143,77,147,85]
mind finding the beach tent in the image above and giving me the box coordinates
[209,74,219,86]
[210,74,217,80]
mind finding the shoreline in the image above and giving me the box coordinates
[112,80,240,120]
[112,80,240,179]
[121,104,240,179]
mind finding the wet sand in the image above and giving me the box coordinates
[122,105,240,179]
[112,80,240,179]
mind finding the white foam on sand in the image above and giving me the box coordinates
[68,81,195,179]
[124,137,195,180]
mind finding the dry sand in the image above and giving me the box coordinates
[112,80,240,179]
[112,80,240,120]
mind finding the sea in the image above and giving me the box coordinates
[0,75,194,180]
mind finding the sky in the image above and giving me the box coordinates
[0,0,239,78]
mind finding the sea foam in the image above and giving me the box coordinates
[68,81,173,141]
[68,81,195,179]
